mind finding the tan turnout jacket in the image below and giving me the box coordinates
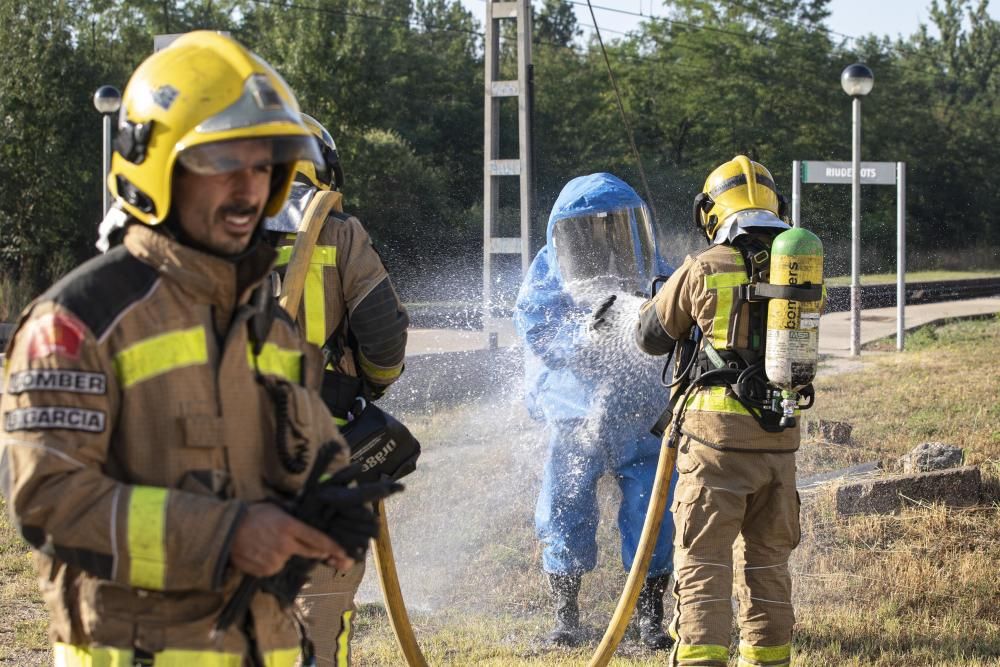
[0,223,346,665]
[639,242,800,451]
[274,206,407,398]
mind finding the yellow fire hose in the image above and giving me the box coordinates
[586,434,677,667]
[279,190,428,666]
[373,501,429,666]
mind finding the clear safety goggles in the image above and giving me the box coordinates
[177,135,318,176]
[551,205,656,293]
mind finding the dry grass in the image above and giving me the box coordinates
[2,318,999,666]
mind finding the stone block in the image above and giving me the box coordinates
[806,419,853,444]
[899,442,964,473]
[836,465,982,516]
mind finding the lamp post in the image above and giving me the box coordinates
[841,63,874,357]
[93,85,122,216]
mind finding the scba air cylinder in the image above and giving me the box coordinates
[764,227,824,392]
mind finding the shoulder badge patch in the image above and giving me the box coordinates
[26,312,87,361]
[4,407,106,433]
[6,370,107,395]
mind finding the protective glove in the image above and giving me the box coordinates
[305,463,404,560]
[258,465,402,607]
[590,294,617,331]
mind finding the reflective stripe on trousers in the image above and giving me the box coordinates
[336,610,353,667]
[670,641,729,666]
[738,641,791,666]
[53,643,300,667]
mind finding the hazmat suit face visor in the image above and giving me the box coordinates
[551,205,656,298]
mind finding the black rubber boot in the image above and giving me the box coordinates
[543,573,583,647]
[637,574,673,650]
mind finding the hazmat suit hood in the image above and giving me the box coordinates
[515,173,671,422]
[545,173,663,300]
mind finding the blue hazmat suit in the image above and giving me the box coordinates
[514,173,677,578]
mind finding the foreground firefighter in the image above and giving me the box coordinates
[264,114,412,665]
[514,173,677,649]
[635,156,824,667]
[0,32,399,666]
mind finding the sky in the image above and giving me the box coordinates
[458,0,1000,43]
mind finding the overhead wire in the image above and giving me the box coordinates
[583,0,656,220]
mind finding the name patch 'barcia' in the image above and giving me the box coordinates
[4,407,106,433]
[6,370,107,396]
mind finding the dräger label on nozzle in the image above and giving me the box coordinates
[356,435,399,473]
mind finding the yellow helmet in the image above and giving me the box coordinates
[109,31,321,225]
[693,156,787,241]
[296,113,344,191]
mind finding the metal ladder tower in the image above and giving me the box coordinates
[483,0,533,335]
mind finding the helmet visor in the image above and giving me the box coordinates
[178,135,320,176]
[552,206,654,293]
[196,73,301,135]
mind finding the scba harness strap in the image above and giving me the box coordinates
[651,236,815,439]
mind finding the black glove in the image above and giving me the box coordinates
[257,465,402,607]
[590,294,617,331]
[303,463,404,561]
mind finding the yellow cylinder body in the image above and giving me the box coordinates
[764,228,824,392]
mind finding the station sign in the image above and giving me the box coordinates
[801,160,897,185]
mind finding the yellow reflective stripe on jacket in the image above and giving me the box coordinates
[738,642,791,666]
[704,252,748,348]
[677,642,729,664]
[358,352,403,383]
[275,242,337,346]
[54,643,132,667]
[114,327,207,388]
[263,647,302,667]
[54,644,244,667]
[128,486,168,590]
[685,386,751,416]
[336,610,354,667]
[303,246,337,346]
[247,343,303,384]
[304,263,326,346]
[276,245,293,267]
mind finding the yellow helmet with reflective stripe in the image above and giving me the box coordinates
[296,113,344,191]
[693,156,787,241]
[109,31,320,225]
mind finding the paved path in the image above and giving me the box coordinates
[407,297,1000,357]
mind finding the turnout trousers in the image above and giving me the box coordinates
[535,418,675,577]
[301,561,366,666]
[668,437,800,667]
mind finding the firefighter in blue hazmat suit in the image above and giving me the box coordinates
[514,173,677,649]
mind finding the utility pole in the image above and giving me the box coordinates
[483,0,533,340]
